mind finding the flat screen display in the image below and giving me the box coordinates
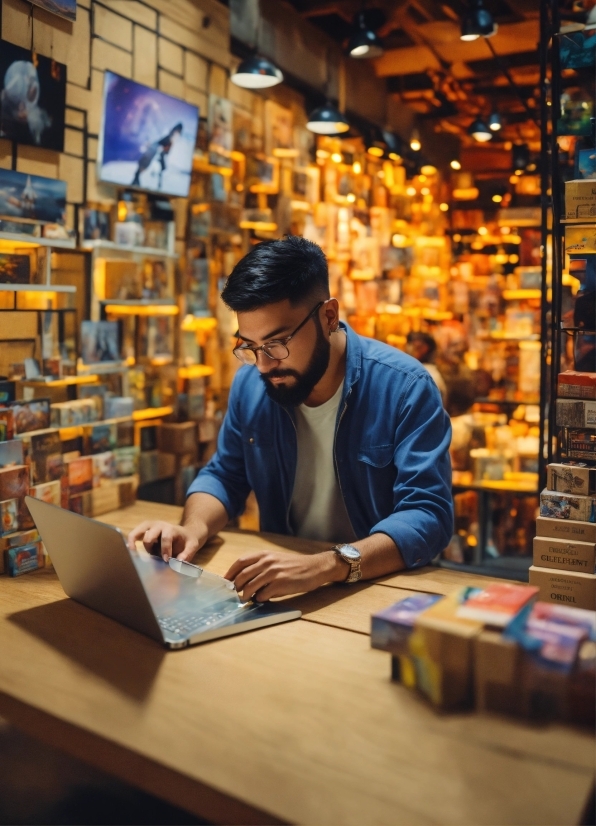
[97,72,199,198]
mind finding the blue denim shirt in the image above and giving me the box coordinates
[187,323,454,568]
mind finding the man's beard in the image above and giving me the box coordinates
[259,317,331,407]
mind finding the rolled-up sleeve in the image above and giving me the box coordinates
[186,370,251,519]
[370,372,453,568]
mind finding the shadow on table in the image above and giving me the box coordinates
[276,580,378,616]
[8,598,165,701]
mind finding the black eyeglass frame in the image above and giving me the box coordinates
[232,301,325,364]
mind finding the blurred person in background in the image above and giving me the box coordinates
[406,331,447,406]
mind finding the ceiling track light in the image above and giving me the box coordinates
[347,11,384,58]
[410,129,421,152]
[468,117,493,142]
[230,54,283,89]
[306,101,350,135]
[460,0,498,41]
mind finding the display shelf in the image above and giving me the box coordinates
[132,406,174,421]
[178,364,214,379]
[0,283,76,293]
[81,239,178,259]
[180,315,217,332]
[502,289,542,301]
[102,300,179,317]
[77,360,130,376]
[477,332,540,342]
[0,231,76,249]
[21,375,100,387]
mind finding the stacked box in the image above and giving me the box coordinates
[0,465,32,531]
[0,528,40,575]
[50,398,101,427]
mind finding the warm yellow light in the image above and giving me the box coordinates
[26,374,100,387]
[501,226,511,235]
[420,165,437,176]
[492,194,503,203]
[439,202,449,212]
[508,234,522,244]
[346,193,356,203]
[420,186,429,195]
[388,152,401,162]
[406,186,416,197]
[514,169,523,176]
[452,187,479,200]
[392,233,408,247]
[509,254,520,264]
[181,315,218,333]
[331,152,342,163]
[495,252,508,264]
[471,240,484,250]
[450,159,461,170]
[378,170,385,179]
[453,233,461,242]
[367,146,384,157]
[352,161,362,174]
[178,364,215,379]
[132,406,174,421]
[509,175,519,184]
[105,304,179,316]
[410,138,421,152]
[478,226,488,236]
[117,202,127,222]
[238,221,278,231]
[418,174,427,183]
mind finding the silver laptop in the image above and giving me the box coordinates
[26,496,301,649]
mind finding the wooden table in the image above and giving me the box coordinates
[0,501,593,825]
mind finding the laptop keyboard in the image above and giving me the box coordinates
[157,608,243,637]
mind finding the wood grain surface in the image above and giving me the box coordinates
[0,502,592,826]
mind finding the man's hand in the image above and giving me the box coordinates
[127,520,207,562]
[224,550,349,601]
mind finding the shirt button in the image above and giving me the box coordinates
[249,437,254,444]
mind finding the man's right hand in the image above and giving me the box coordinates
[127,520,206,562]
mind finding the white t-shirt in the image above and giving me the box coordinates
[289,380,357,544]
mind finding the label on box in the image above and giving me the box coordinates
[565,224,596,254]
[540,489,596,522]
[547,463,596,495]
[533,536,596,573]
[5,541,44,577]
[556,399,596,428]
[529,565,596,611]
[564,180,596,220]
[558,371,596,400]
[536,516,596,542]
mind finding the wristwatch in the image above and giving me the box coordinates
[331,544,362,583]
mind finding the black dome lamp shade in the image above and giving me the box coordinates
[348,12,384,58]
[468,118,493,142]
[306,101,350,135]
[231,55,283,89]
[460,0,498,41]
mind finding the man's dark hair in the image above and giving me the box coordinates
[406,331,437,361]
[221,235,329,312]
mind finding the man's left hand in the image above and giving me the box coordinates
[224,550,348,601]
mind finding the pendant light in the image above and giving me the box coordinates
[366,125,387,157]
[488,112,502,132]
[460,0,498,41]
[347,11,384,58]
[410,129,421,151]
[468,118,493,142]
[231,54,283,89]
[306,102,349,135]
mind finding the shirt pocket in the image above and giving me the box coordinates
[357,444,394,468]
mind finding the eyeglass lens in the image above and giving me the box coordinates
[234,342,290,364]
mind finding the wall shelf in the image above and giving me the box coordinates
[0,283,76,293]
[81,240,178,259]
[0,231,76,249]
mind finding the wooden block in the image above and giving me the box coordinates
[0,139,12,170]
[93,4,133,51]
[133,26,157,88]
[87,137,98,162]
[1,0,32,49]
[92,38,132,77]
[64,128,84,158]
[159,15,229,67]
[529,565,596,610]
[66,109,85,129]
[209,64,227,98]
[184,86,207,113]
[184,51,208,90]
[158,422,198,455]
[158,69,185,99]
[158,37,183,76]
[16,147,59,180]
[102,0,157,29]
[0,313,38,341]
[58,154,84,204]
[66,82,92,114]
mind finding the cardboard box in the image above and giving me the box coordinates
[474,631,526,716]
[115,474,138,507]
[564,179,596,220]
[10,398,51,434]
[540,489,596,522]
[69,490,93,516]
[558,371,596,400]
[91,483,120,516]
[547,463,596,495]
[536,515,596,543]
[139,450,159,485]
[66,456,93,495]
[564,223,596,254]
[0,498,19,535]
[371,594,443,656]
[529,565,596,610]
[0,439,24,468]
[556,399,596,428]
[29,480,61,507]
[533,536,596,573]
[26,429,63,485]
[562,429,596,462]
[113,446,140,477]
[158,422,198,455]
[5,541,44,577]
[91,451,116,487]
[0,465,31,530]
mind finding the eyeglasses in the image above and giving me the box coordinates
[233,301,324,365]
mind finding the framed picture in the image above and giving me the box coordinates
[233,106,255,154]
[29,0,76,22]
[0,253,30,284]
[0,41,67,151]
[98,72,199,197]
[246,155,280,194]
[80,321,121,365]
[208,95,233,168]
[0,168,67,225]
[264,100,296,158]
[137,316,174,362]
[82,208,111,240]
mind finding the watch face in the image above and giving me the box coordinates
[340,545,360,560]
